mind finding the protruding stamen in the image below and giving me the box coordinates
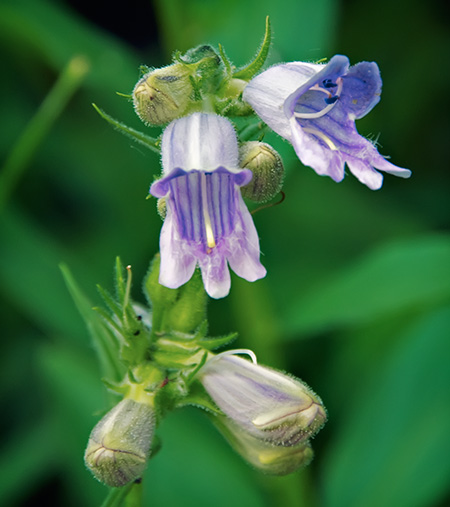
[200,173,216,249]
[294,77,343,120]
[302,127,338,151]
[213,348,258,364]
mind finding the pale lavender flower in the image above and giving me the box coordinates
[197,351,326,446]
[150,113,266,299]
[243,55,411,190]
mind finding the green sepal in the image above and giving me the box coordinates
[101,377,128,395]
[233,16,272,80]
[176,382,223,415]
[96,284,122,320]
[238,120,268,142]
[218,43,233,77]
[176,44,219,65]
[182,350,209,384]
[216,97,253,117]
[139,64,152,76]
[199,332,238,351]
[114,256,127,304]
[116,91,132,99]
[92,103,160,154]
[93,306,122,335]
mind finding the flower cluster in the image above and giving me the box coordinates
[131,47,410,296]
[85,20,411,492]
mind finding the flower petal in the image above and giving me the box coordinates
[161,112,239,175]
[226,195,267,282]
[158,207,197,289]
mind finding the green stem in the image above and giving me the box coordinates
[0,55,90,212]
[100,482,135,507]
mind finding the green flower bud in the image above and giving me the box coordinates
[84,399,155,487]
[133,64,193,126]
[239,141,284,203]
[213,415,314,475]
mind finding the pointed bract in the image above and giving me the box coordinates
[243,55,411,189]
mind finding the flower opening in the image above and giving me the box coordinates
[243,55,411,189]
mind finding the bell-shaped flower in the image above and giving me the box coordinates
[150,113,266,299]
[243,55,411,190]
[196,351,326,446]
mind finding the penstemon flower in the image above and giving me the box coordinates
[243,55,411,190]
[150,112,266,299]
[196,351,326,447]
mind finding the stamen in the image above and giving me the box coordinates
[200,173,216,249]
[213,348,258,364]
[309,84,332,97]
[324,95,339,105]
[322,78,337,88]
[294,77,343,120]
[302,127,338,151]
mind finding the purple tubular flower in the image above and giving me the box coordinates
[150,113,266,299]
[243,55,411,190]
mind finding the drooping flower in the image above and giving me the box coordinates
[196,350,326,446]
[150,113,266,299]
[243,55,411,190]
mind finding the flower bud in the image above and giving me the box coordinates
[84,398,155,487]
[239,142,284,203]
[197,353,326,447]
[133,64,193,126]
[213,415,314,475]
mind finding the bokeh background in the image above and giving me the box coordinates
[1,0,449,506]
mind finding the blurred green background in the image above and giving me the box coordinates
[1,0,449,506]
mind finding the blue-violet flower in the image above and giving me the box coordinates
[243,55,411,190]
[150,113,266,299]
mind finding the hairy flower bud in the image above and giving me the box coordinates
[239,142,284,202]
[213,415,314,475]
[84,398,155,487]
[197,352,326,446]
[133,64,193,126]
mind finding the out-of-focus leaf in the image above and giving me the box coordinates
[37,343,108,506]
[154,0,337,62]
[0,210,87,340]
[321,305,450,507]
[0,419,58,506]
[283,234,450,336]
